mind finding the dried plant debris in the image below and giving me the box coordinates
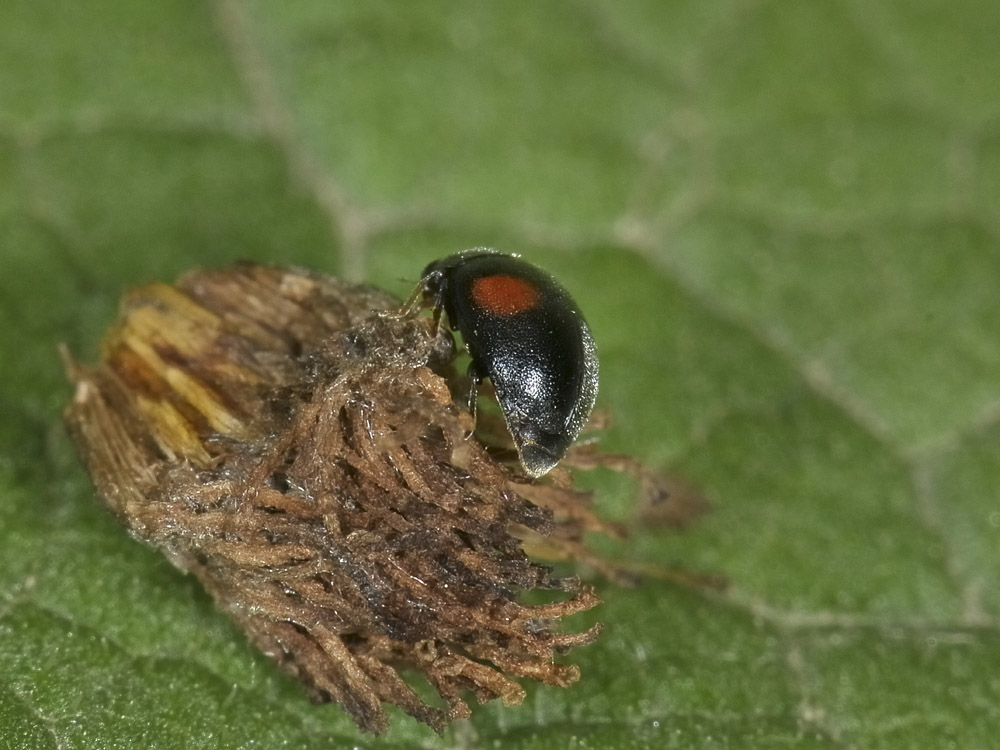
[63,263,618,735]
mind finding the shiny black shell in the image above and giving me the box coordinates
[421,249,599,477]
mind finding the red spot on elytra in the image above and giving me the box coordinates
[471,275,541,315]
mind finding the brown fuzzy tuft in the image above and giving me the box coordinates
[64,264,611,734]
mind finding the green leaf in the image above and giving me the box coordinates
[2,1,998,747]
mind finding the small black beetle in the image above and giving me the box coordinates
[420,248,599,477]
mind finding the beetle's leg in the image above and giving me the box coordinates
[399,287,418,315]
[463,362,482,439]
[399,270,448,337]
[430,304,446,338]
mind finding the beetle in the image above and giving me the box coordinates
[419,248,599,478]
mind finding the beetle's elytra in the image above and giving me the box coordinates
[420,249,599,477]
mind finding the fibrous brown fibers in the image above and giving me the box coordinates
[63,263,612,734]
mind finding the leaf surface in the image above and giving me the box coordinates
[1,1,998,747]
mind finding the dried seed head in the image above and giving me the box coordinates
[64,264,612,734]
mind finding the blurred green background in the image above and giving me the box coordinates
[1,1,998,748]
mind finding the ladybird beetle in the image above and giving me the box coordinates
[420,248,599,478]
